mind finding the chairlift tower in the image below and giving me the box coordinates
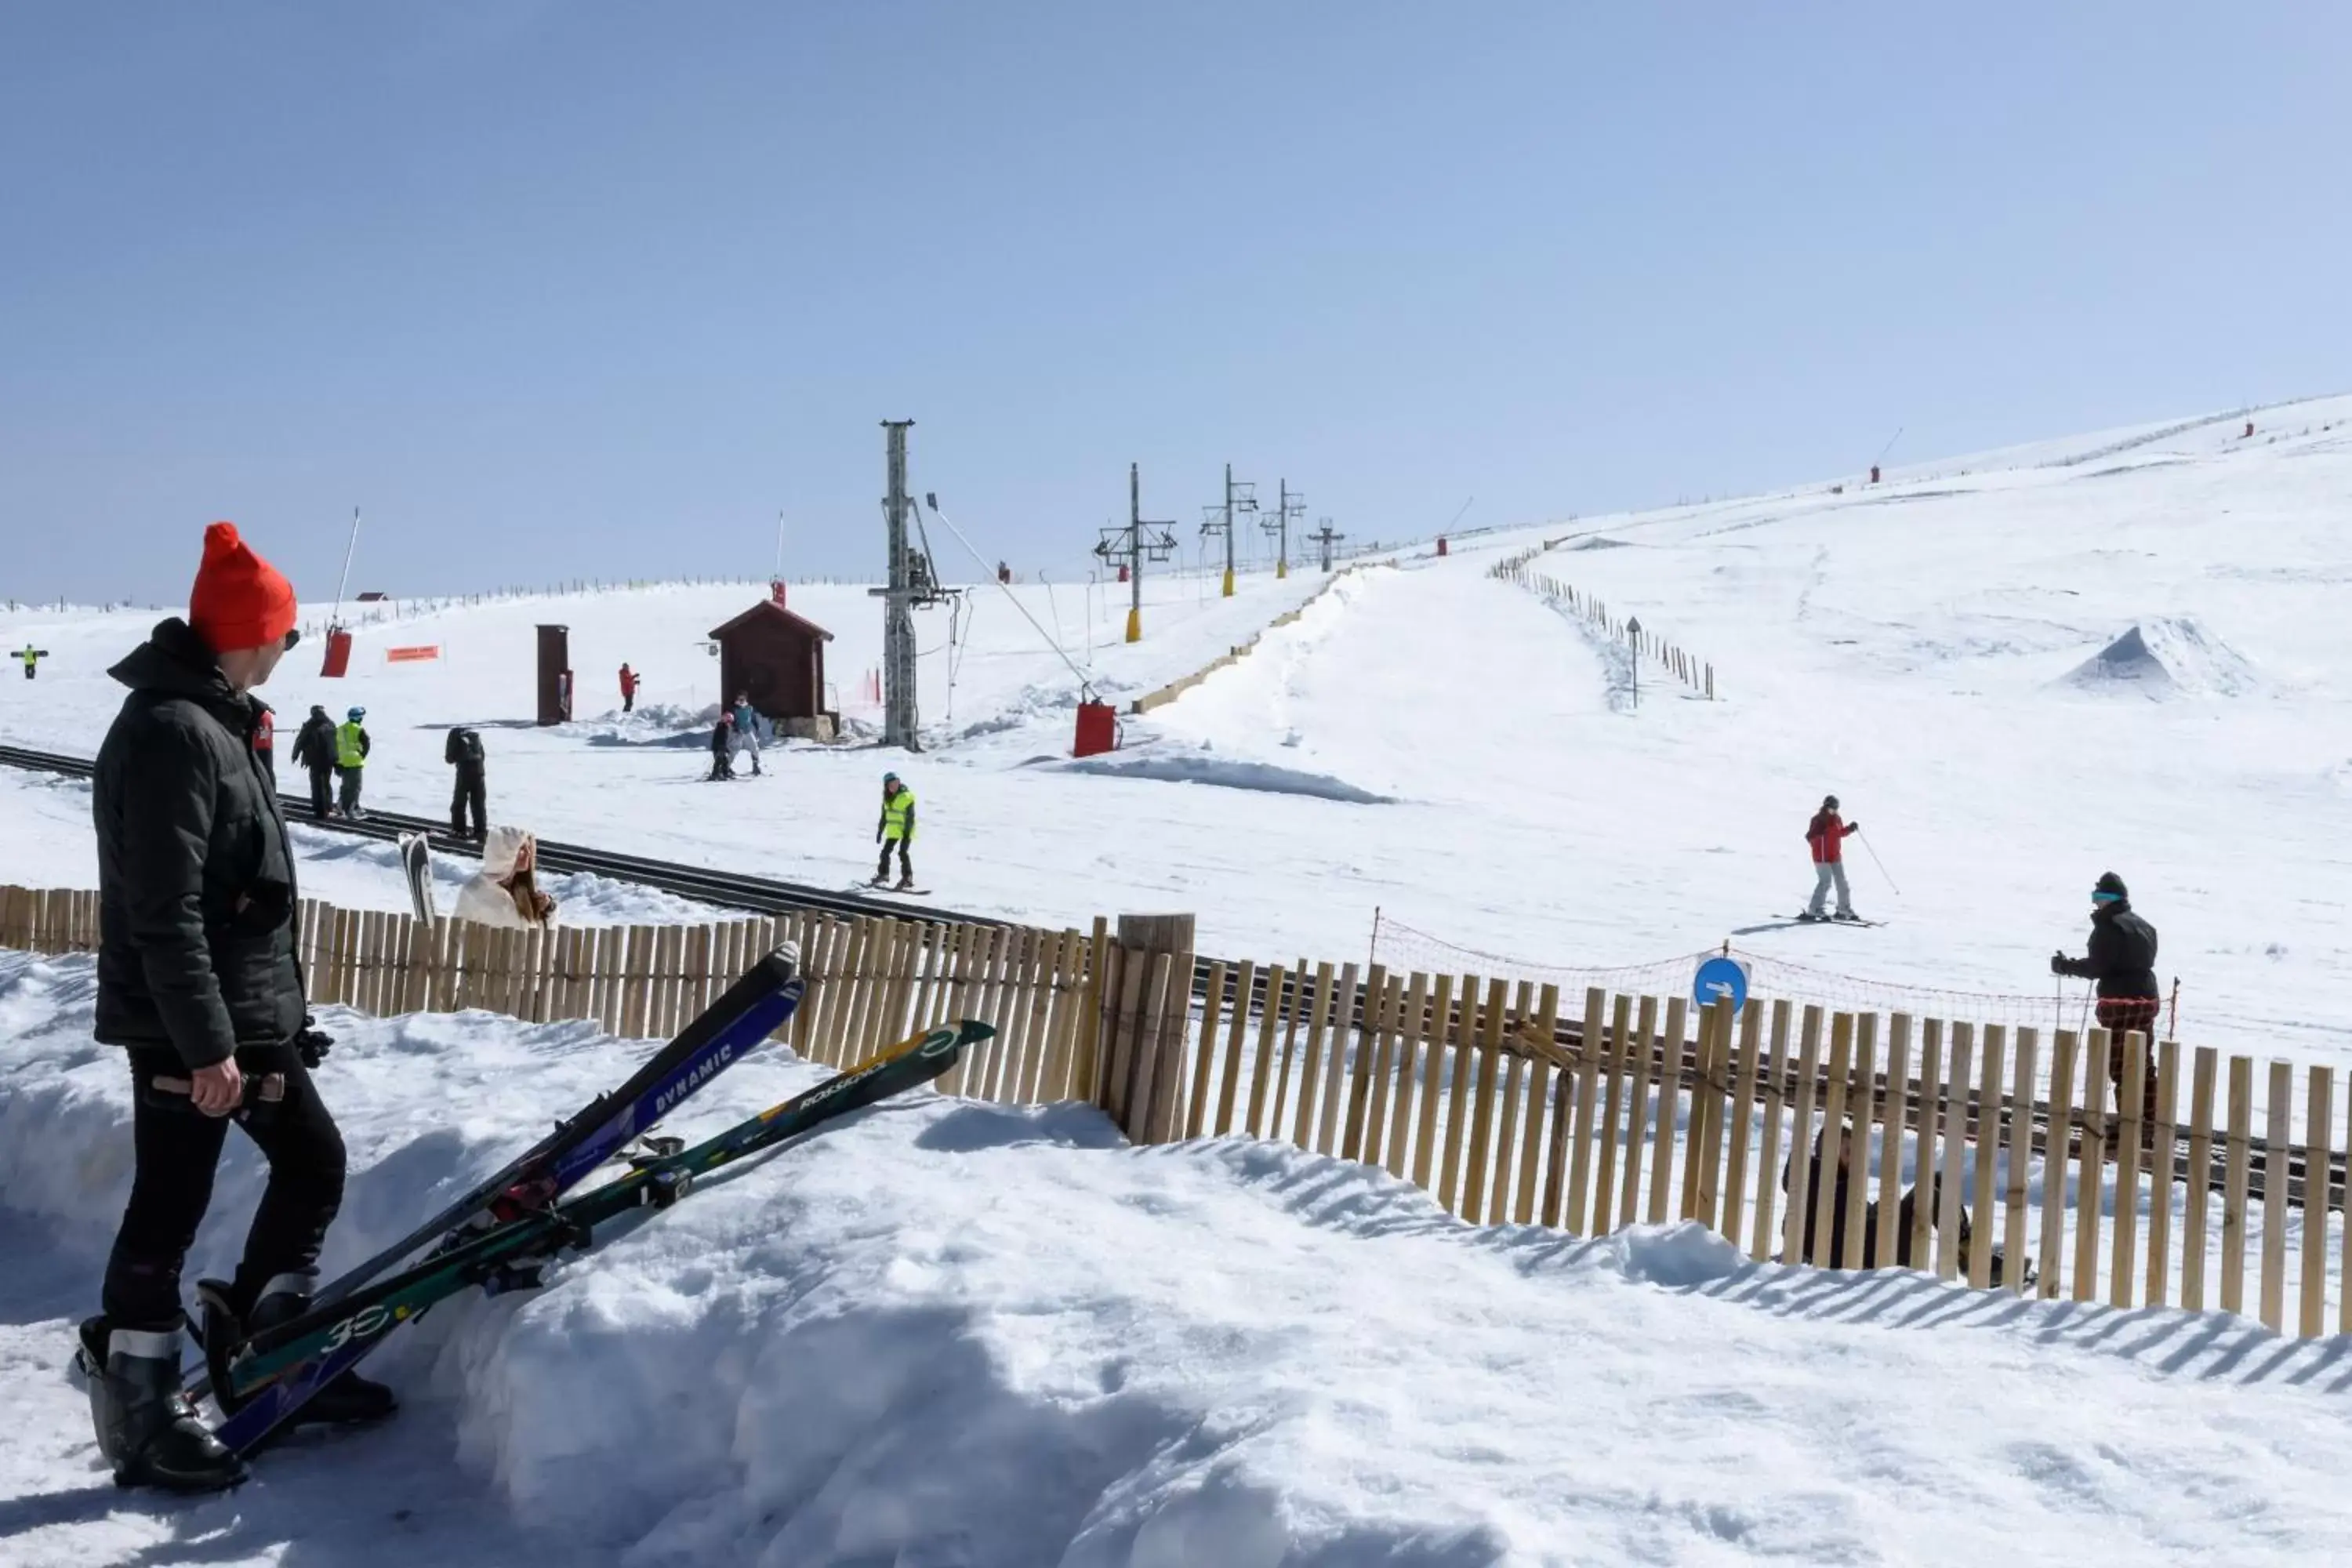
[1200,463,1257,598]
[870,419,945,750]
[1310,517,1345,572]
[1095,463,1177,643]
[1261,479,1305,579]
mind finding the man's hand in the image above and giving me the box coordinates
[191,1058,245,1116]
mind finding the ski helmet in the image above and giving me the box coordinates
[2093,871,2128,904]
[347,706,366,721]
[1822,794,1839,810]
[883,771,901,786]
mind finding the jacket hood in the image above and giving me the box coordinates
[109,619,246,715]
[478,824,532,878]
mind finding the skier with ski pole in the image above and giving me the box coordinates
[82,522,390,1493]
[2051,872,2161,1133]
[1800,794,1864,923]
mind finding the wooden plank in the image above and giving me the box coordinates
[1098,942,1143,1126]
[1032,931,1084,1103]
[2220,1053,2252,1316]
[936,925,987,1094]
[1438,975,1481,1214]
[619,925,653,1040]
[2302,1065,2332,1338]
[1267,962,1307,1141]
[1618,995,1660,1231]
[1013,929,1064,1104]
[2071,1029,2110,1303]
[1243,964,1284,1138]
[2143,1038,2179,1308]
[1842,1011,1876,1266]
[1590,993,1633,1240]
[1345,967,1393,1164]
[2261,1058,2292,1331]
[2109,1032,2148,1306]
[1384,974,1429,1179]
[1461,978,1506,1221]
[1720,999,1762,1247]
[1749,1000,1791,1262]
[1125,954,1177,1143]
[2005,1028,2038,1294]
[1070,916,1109,1106]
[1781,1005,1824,1263]
[1693,1000,1734,1231]
[1679,1000,1716,1222]
[907,922,946,1038]
[986,927,1040,1102]
[2037,1029,2075,1299]
[1515,984,1560,1225]
[1647,996,1688,1226]
[1563,989,1609,1236]
[1214,959,1256,1137]
[1936,1025,1973,1282]
[1970,1024,2005,1288]
[1810,1013,1855,1268]
[1411,975,1454,1192]
[1190,960,1229,1139]
[1292,962,1337,1149]
[1317,964,1360,1158]
[1873,1013,1909,1272]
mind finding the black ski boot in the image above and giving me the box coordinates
[207,1273,399,1429]
[89,1320,247,1492]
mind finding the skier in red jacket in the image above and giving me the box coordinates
[1802,795,1862,923]
[618,663,640,714]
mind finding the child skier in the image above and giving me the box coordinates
[873,772,916,889]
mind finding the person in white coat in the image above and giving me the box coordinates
[452,826,557,929]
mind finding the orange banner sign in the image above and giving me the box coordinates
[384,645,442,663]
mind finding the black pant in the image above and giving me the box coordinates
[338,767,363,814]
[710,751,733,780]
[307,765,333,819]
[876,839,912,884]
[451,765,486,838]
[622,691,633,713]
[103,1052,347,1331]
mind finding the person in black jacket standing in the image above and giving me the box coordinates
[83,523,392,1494]
[445,726,487,839]
[290,703,336,818]
[2053,871,2162,1125]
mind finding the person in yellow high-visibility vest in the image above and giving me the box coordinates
[16,646,47,680]
[871,772,916,890]
[334,706,371,819]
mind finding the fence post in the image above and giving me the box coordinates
[1092,913,1196,1144]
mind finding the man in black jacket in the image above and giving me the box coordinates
[2053,871,2162,1125]
[83,523,392,1493]
[445,726,487,839]
[289,704,337,818]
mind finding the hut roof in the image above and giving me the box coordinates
[707,600,835,643]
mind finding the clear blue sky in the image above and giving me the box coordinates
[4,4,2345,604]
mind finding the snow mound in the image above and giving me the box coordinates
[1056,753,1395,804]
[2061,617,2260,699]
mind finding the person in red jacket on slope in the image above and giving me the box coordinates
[1802,795,1862,923]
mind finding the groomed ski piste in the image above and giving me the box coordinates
[6,400,2352,1563]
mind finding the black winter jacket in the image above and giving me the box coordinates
[92,619,307,1070]
[291,713,337,771]
[444,728,486,772]
[2055,902,2159,1000]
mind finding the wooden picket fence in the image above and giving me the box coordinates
[6,885,2347,1335]
[1491,546,1717,699]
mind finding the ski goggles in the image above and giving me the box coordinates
[2092,890,2124,905]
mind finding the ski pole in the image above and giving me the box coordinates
[1855,830,1902,897]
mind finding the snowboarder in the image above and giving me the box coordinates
[290,704,337,819]
[873,771,916,888]
[452,825,557,928]
[619,662,639,713]
[250,700,276,782]
[2052,871,2162,1127]
[84,522,391,1494]
[1802,795,1861,922]
[708,709,735,780]
[445,726,487,839]
[1781,1123,1996,1278]
[335,706,371,818]
[730,694,763,776]
[18,644,48,679]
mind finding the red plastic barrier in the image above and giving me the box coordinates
[1073,701,1117,758]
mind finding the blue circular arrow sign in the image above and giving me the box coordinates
[1693,956,1750,1011]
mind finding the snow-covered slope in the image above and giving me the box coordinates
[5,949,2350,1566]
[6,400,2351,1057]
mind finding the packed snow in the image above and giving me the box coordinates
[8,403,2351,1059]
[5,950,2352,1565]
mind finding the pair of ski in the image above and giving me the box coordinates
[198,942,989,1457]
